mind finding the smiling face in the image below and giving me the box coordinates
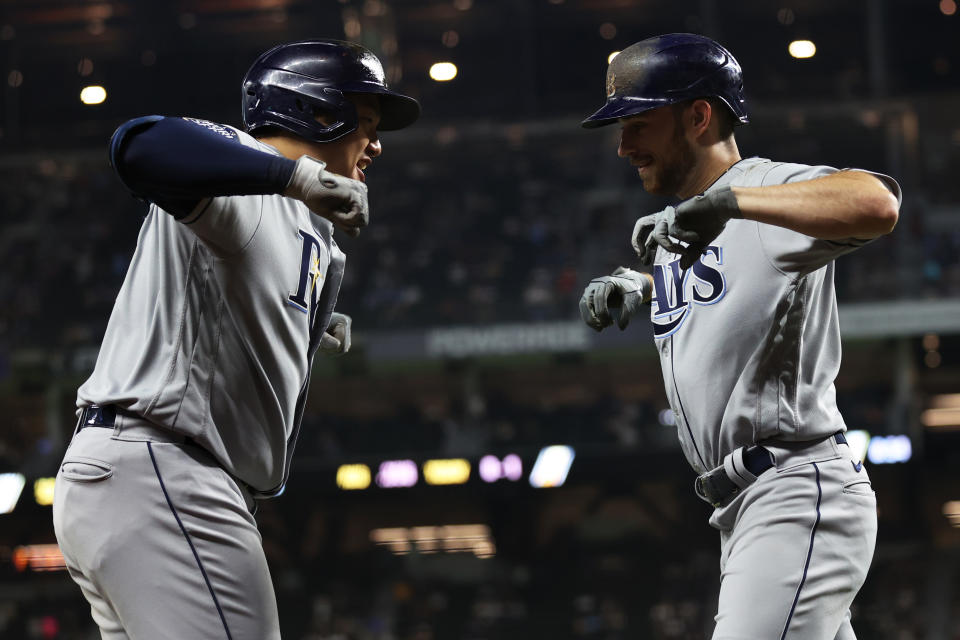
[616,104,697,197]
[308,93,382,183]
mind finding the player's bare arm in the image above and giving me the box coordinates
[730,169,900,240]
[646,170,901,269]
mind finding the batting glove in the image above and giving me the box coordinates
[284,156,369,237]
[579,267,653,332]
[669,186,741,269]
[319,312,352,356]
[631,209,684,266]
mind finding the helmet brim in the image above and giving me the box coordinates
[378,92,421,131]
[340,81,421,131]
[581,95,673,129]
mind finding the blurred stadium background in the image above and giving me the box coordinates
[1,0,959,638]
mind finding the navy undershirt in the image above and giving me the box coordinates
[110,115,296,218]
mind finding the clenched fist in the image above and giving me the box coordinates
[284,156,369,237]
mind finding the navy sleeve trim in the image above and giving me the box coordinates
[180,198,213,224]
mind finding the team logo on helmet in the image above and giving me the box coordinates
[606,73,616,98]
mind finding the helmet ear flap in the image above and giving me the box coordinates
[244,83,360,143]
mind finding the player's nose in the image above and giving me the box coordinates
[617,133,632,158]
[367,138,382,158]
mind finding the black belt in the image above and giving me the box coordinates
[76,404,139,431]
[695,432,848,508]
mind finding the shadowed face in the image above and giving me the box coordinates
[309,93,382,183]
[616,105,696,197]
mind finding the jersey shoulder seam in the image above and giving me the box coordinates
[235,194,267,255]
[181,198,213,225]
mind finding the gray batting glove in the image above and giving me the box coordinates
[669,186,741,269]
[579,267,653,332]
[284,156,369,237]
[319,312,352,356]
[631,208,684,266]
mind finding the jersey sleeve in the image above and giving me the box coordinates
[751,162,902,275]
[111,116,297,255]
[178,193,264,255]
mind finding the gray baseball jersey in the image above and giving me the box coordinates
[648,157,902,474]
[77,123,344,495]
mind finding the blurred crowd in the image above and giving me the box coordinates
[1,112,959,356]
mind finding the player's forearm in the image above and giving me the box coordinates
[111,116,295,202]
[731,171,899,240]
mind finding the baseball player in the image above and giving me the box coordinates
[52,40,419,639]
[578,34,900,639]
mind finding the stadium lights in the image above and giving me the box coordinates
[921,393,960,430]
[943,501,960,527]
[429,62,457,82]
[375,459,418,488]
[844,430,871,461]
[0,473,26,514]
[370,524,495,557]
[34,477,55,506]
[80,85,107,105]
[529,445,575,488]
[866,435,912,464]
[336,464,371,490]
[607,50,621,64]
[941,0,957,16]
[788,40,816,59]
[846,430,912,465]
[423,458,471,485]
[478,454,522,483]
[12,544,66,572]
[922,408,960,428]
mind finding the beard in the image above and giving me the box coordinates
[640,117,697,197]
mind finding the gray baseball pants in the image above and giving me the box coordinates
[53,418,281,640]
[709,435,878,639]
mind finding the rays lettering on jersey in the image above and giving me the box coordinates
[651,246,726,339]
[287,229,324,323]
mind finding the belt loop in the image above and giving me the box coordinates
[73,409,85,437]
[724,447,757,490]
[112,409,124,437]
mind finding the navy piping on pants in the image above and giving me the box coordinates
[780,462,822,640]
[147,442,234,640]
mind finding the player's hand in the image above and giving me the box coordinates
[284,156,369,237]
[579,267,653,332]
[668,186,741,269]
[631,209,683,266]
[319,312,352,356]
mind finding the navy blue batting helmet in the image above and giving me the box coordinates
[582,33,748,129]
[242,39,420,143]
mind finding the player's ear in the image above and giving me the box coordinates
[690,99,712,135]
